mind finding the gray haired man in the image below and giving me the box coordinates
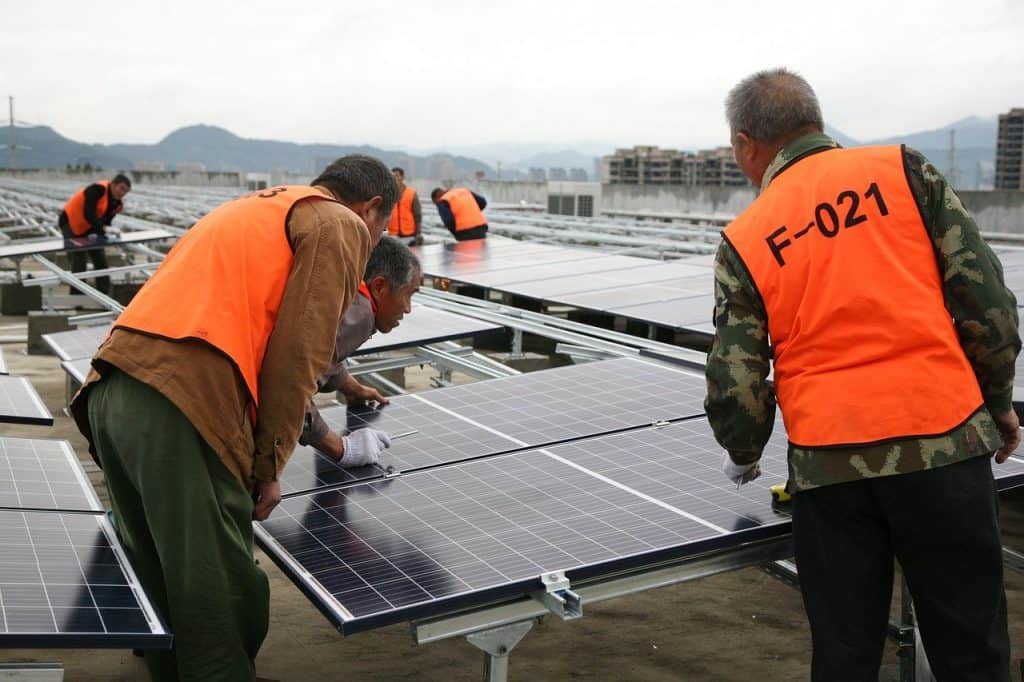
[706,68,1019,680]
[300,236,422,466]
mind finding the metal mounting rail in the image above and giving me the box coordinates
[32,256,124,313]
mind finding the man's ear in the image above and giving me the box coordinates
[369,274,389,299]
[360,195,383,221]
[733,132,757,165]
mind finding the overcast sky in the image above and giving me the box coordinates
[3,0,1023,153]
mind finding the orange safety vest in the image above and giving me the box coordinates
[113,186,338,411]
[441,188,486,231]
[63,180,111,236]
[723,145,983,448]
[388,186,417,237]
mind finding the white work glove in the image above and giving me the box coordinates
[722,451,761,487]
[340,428,391,468]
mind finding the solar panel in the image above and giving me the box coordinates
[354,306,502,356]
[277,358,706,497]
[42,325,111,362]
[609,295,716,332]
[278,444,381,497]
[333,358,707,476]
[0,376,54,426]
[505,262,711,299]
[0,346,6,374]
[62,359,93,386]
[0,437,102,513]
[0,229,172,259]
[418,358,707,446]
[255,418,790,635]
[560,282,708,310]
[259,414,1024,635]
[313,400,516,481]
[463,255,648,288]
[0,509,171,648]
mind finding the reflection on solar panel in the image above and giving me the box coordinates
[278,445,380,497]
[415,238,718,334]
[355,306,501,356]
[0,437,101,513]
[258,416,1024,634]
[0,376,53,426]
[0,229,172,259]
[255,419,788,634]
[0,346,6,374]
[43,325,111,361]
[0,510,171,647]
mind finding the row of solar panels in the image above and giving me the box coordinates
[251,357,1024,634]
[414,237,717,336]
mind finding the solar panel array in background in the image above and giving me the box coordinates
[354,305,502,356]
[414,237,717,335]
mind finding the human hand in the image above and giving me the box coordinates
[993,410,1020,464]
[722,451,761,488]
[346,382,390,406]
[341,428,391,468]
[252,479,282,521]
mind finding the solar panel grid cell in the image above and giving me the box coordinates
[0,437,101,513]
[0,376,54,426]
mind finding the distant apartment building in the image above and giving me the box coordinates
[527,167,547,182]
[133,160,166,172]
[995,108,1024,190]
[568,167,589,182]
[602,145,749,187]
[548,167,568,181]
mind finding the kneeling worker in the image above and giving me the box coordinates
[431,186,488,241]
[301,236,422,466]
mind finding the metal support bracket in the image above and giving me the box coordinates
[465,620,535,682]
[531,571,582,620]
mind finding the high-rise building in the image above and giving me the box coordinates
[602,145,748,187]
[995,108,1024,190]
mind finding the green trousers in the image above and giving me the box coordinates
[88,369,269,682]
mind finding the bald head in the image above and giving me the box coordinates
[726,68,824,145]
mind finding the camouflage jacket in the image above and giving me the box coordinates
[705,133,1020,492]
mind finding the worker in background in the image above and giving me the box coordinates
[388,167,423,246]
[431,186,488,241]
[301,236,421,463]
[58,173,132,294]
[705,68,1019,681]
[70,155,398,682]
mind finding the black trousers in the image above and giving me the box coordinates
[792,455,1010,682]
[68,248,110,295]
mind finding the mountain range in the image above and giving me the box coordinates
[0,124,495,180]
[0,116,1001,188]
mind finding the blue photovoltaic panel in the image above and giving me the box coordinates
[0,510,171,648]
[0,376,54,426]
[255,418,789,634]
[336,358,708,475]
[0,437,102,513]
[278,358,707,496]
[258,415,1024,634]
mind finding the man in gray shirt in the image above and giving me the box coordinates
[300,236,421,467]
